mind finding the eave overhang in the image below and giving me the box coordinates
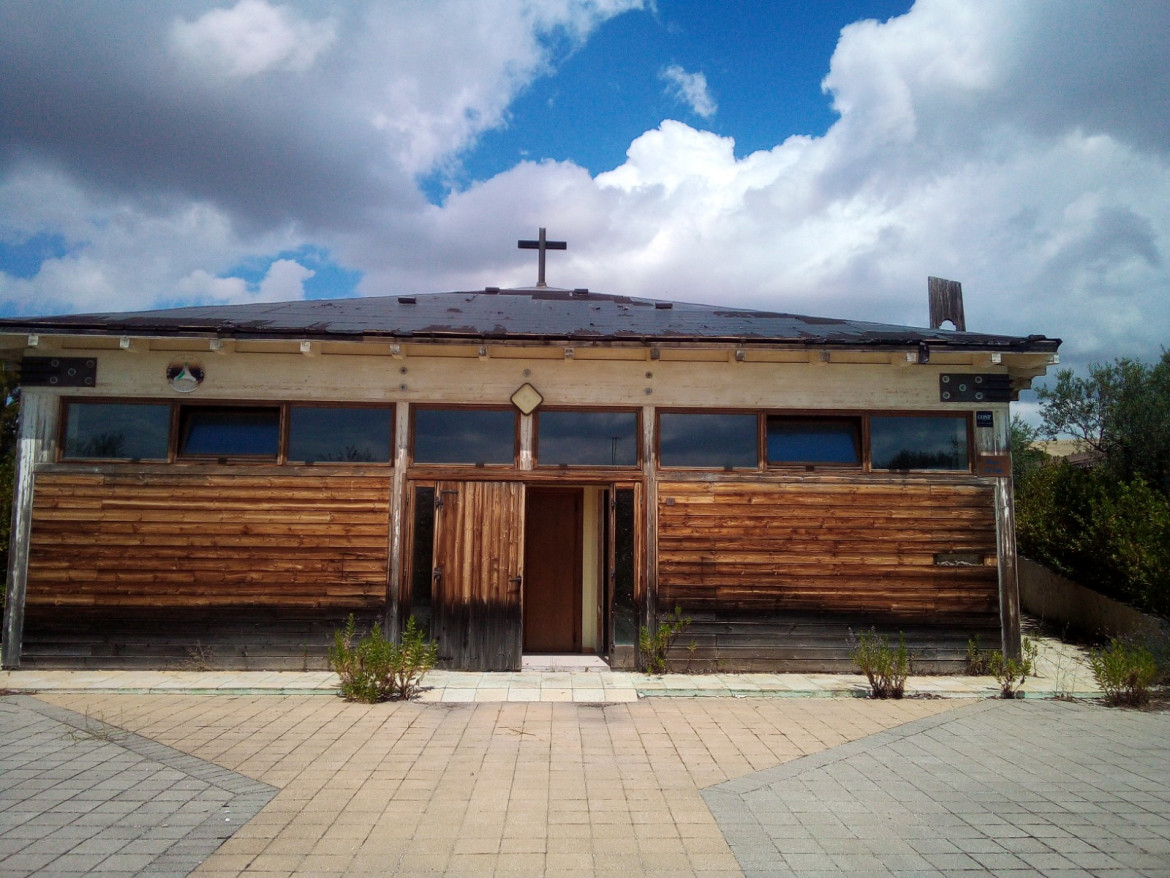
[0,288,1062,357]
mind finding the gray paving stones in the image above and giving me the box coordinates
[704,700,1170,877]
[0,697,276,877]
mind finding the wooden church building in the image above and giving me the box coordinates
[0,259,1059,671]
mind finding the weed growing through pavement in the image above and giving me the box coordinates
[966,635,993,675]
[329,615,437,703]
[848,628,910,699]
[1044,629,1079,699]
[182,640,217,671]
[988,650,1033,698]
[638,606,692,675]
[67,708,124,744]
[966,635,1040,697]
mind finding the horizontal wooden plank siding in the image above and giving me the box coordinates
[26,471,392,610]
[657,479,998,616]
[664,612,1001,673]
[655,477,1000,670]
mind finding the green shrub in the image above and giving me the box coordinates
[849,629,910,699]
[986,649,1032,698]
[639,606,691,674]
[1016,462,1170,618]
[329,615,438,703]
[1089,637,1160,707]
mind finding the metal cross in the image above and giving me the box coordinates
[517,227,567,288]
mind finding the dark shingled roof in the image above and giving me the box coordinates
[0,288,1060,351]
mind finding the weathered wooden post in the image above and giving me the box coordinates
[2,390,57,669]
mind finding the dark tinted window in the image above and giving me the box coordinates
[179,406,280,458]
[289,406,392,463]
[413,408,515,464]
[870,415,969,470]
[538,410,638,466]
[767,416,861,465]
[62,402,171,460]
[659,412,757,468]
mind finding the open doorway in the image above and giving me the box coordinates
[406,480,629,668]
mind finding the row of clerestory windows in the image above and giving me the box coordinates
[58,400,972,472]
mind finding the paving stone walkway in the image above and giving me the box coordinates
[705,699,1170,877]
[2,690,1166,876]
[20,693,960,876]
[0,697,275,877]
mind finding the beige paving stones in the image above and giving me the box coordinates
[31,692,960,876]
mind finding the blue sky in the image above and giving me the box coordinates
[440,1,913,194]
[1,0,1167,400]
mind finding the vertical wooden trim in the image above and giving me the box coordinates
[519,412,534,471]
[996,477,1021,659]
[2,391,58,669]
[510,482,525,668]
[641,403,657,667]
[987,407,1021,659]
[385,401,410,639]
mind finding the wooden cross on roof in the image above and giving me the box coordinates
[517,227,566,288]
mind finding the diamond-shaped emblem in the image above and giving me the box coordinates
[510,382,543,414]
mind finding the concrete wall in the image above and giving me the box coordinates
[1019,557,1163,640]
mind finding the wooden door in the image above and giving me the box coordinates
[523,488,582,653]
[431,480,524,670]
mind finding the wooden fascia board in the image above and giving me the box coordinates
[0,328,1061,359]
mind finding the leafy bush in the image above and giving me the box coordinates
[1016,462,1170,618]
[1018,353,1170,620]
[849,629,910,699]
[1089,637,1160,707]
[639,606,691,674]
[329,615,437,703]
